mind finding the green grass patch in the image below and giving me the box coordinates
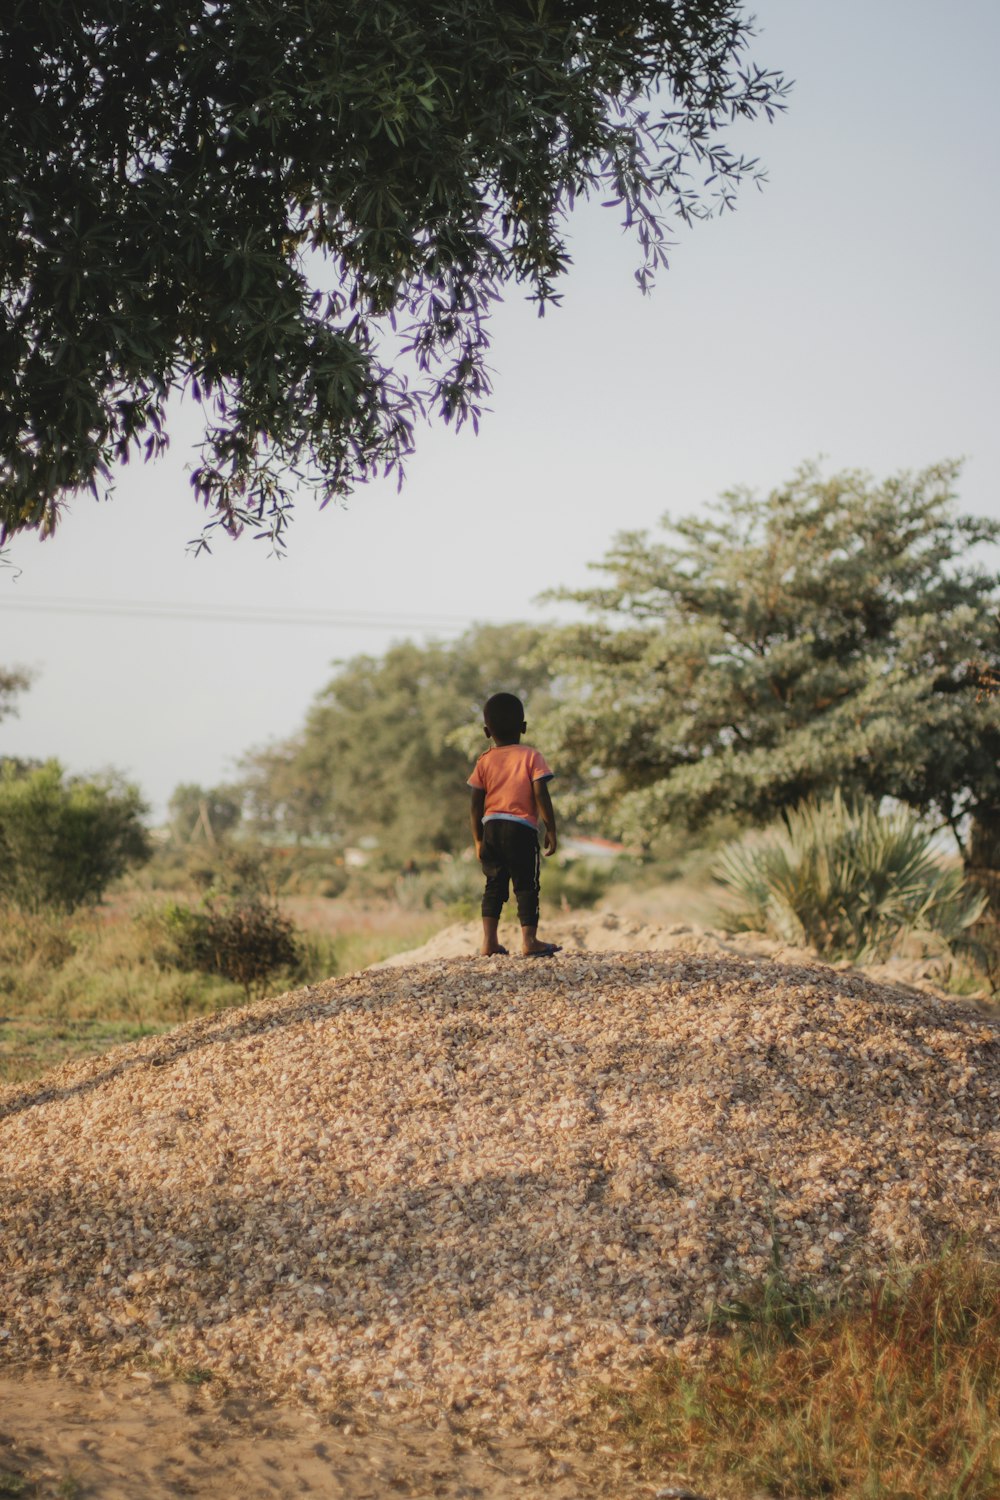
[0,1015,171,1084]
[601,1250,1000,1499]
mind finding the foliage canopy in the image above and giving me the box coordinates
[0,665,31,723]
[239,622,559,860]
[542,461,1000,859]
[1,1,786,547]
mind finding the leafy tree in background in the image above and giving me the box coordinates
[0,760,151,912]
[0,1,786,548]
[0,666,31,724]
[239,623,559,860]
[541,461,1000,870]
[168,780,243,844]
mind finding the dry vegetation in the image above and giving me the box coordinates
[604,1251,1000,1498]
[0,896,440,1085]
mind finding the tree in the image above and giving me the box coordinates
[541,461,1000,865]
[0,666,31,724]
[239,622,560,860]
[0,760,151,912]
[1,2,786,548]
[168,781,243,845]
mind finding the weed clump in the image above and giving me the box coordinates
[159,898,300,1002]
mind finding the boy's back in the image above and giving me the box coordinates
[469,742,552,829]
[468,692,559,958]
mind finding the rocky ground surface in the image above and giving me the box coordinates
[2,939,997,1446]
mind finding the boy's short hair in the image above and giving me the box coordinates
[483,692,525,739]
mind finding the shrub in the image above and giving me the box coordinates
[156,850,303,1001]
[0,760,150,913]
[714,792,985,961]
[160,897,301,1002]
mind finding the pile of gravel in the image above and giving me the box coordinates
[1,951,997,1426]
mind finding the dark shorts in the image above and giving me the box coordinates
[480,819,540,927]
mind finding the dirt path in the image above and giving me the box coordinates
[0,1370,649,1500]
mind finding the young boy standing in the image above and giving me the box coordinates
[468,692,561,958]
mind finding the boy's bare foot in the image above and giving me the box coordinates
[479,944,509,957]
[521,940,561,958]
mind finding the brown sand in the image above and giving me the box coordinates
[0,1368,643,1499]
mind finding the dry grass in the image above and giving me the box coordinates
[603,1249,1000,1499]
[0,895,441,1084]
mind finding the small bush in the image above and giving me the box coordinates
[715,793,985,961]
[160,896,301,1001]
[152,847,304,1000]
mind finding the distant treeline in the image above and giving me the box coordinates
[173,462,1000,885]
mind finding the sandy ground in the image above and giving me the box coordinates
[0,1369,648,1500]
[1,911,995,1499]
[375,909,972,1001]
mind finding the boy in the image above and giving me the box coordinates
[468,692,561,958]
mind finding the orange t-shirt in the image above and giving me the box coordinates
[467,744,554,829]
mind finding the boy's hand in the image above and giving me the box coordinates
[534,779,558,858]
[470,787,486,862]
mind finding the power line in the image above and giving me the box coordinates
[0,595,481,631]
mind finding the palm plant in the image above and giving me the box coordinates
[715,792,985,962]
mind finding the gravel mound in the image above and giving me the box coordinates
[1,951,997,1426]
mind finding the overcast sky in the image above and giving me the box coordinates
[3,0,999,819]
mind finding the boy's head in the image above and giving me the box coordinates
[483,692,526,743]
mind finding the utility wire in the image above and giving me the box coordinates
[0,595,480,631]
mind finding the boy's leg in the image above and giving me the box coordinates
[518,923,560,956]
[479,824,510,956]
[480,915,505,956]
[507,825,561,956]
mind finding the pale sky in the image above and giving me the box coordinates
[3,0,999,819]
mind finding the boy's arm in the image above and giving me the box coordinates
[533,779,557,856]
[470,786,486,858]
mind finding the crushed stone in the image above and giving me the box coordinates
[1,950,997,1428]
